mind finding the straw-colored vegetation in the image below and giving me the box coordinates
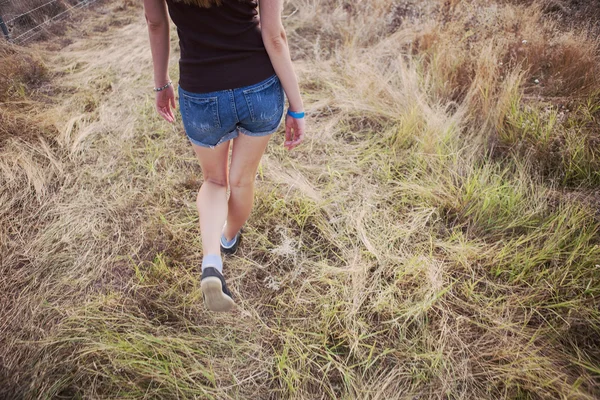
[1,0,599,398]
[0,0,111,42]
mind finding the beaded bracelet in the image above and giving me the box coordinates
[154,81,172,92]
[287,109,305,119]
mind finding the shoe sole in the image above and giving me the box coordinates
[201,276,235,312]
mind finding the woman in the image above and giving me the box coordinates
[143,0,306,312]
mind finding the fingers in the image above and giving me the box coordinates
[167,91,176,121]
[286,136,302,150]
[165,108,175,123]
[288,129,304,150]
[284,127,294,150]
[284,119,305,151]
[284,116,295,150]
[166,102,175,121]
[157,104,175,123]
[285,115,293,143]
[284,131,300,150]
[156,91,176,123]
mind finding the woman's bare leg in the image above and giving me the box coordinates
[191,141,231,256]
[223,132,272,241]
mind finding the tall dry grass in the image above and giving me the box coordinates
[1,0,599,399]
[0,0,114,42]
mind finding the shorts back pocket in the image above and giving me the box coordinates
[182,94,221,133]
[242,75,283,123]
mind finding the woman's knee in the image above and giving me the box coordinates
[228,172,254,189]
[203,176,229,187]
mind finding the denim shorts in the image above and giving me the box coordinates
[178,74,285,148]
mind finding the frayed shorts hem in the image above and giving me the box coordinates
[187,128,237,149]
[187,125,280,148]
[238,124,280,138]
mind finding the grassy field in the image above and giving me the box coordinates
[1,0,600,398]
[0,0,99,43]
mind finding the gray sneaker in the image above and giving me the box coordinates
[220,230,241,255]
[201,267,235,312]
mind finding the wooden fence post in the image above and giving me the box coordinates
[0,15,9,40]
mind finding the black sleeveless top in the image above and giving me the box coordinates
[165,0,276,93]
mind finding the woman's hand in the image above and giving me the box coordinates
[156,84,176,123]
[284,114,305,150]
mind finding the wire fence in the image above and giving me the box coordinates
[1,0,98,43]
[5,0,61,24]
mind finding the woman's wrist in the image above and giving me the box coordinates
[287,96,305,119]
[288,103,304,114]
[287,108,305,119]
[154,76,171,88]
[154,80,172,92]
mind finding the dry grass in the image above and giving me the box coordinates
[1,0,599,399]
[0,0,116,42]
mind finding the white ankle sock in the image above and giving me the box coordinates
[201,253,223,274]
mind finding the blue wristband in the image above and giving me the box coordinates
[287,109,305,119]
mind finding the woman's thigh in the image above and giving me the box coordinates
[229,132,272,187]
[191,141,230,185]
